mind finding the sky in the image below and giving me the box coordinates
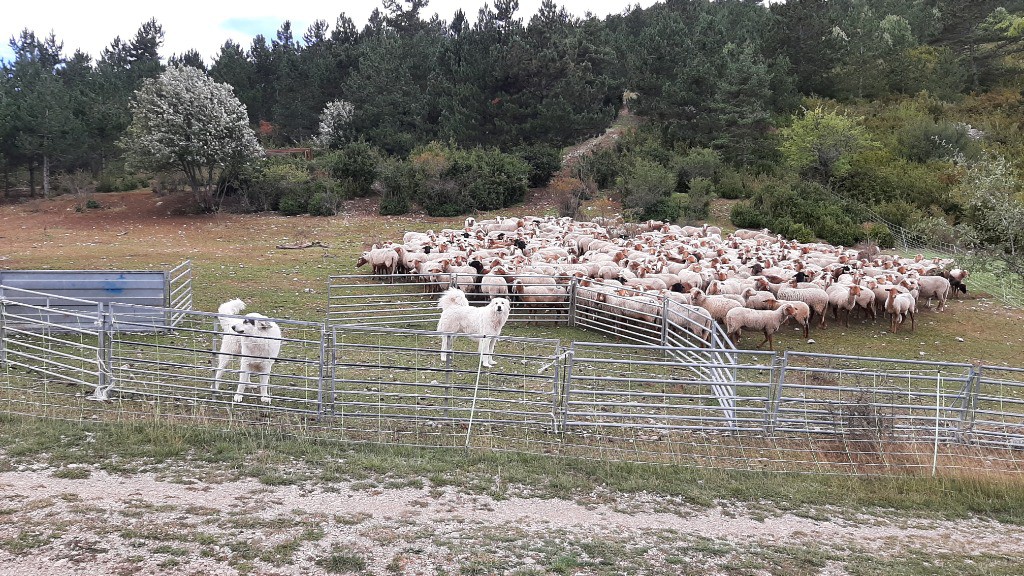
[1,0,660,64]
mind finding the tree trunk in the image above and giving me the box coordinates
[43,154,51,198]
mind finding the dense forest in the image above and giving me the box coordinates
[2,0,1024,273]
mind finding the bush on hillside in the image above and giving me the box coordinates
[676,147,723,194]
[409,142,529,217]
[377,157,418,215]
[618,158,677,221]
[314,141,381,198]
[514,143,562,188]
[715,169,746,199]
[245,162,309,212]
[684,177,714,220]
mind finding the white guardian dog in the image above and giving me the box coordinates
[212,299,283,404]
[436,287,511,368]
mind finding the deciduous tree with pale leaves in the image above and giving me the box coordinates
[313,99,355,149]
[121,65,262,211]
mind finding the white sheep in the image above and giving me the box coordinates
[826,284,862,327]
[725,304,797,350]
[690,288,742,325]
[777,279,829,328]
[777,299,812,339]
[913,275,951,311]
[665,300,714,344]
[885,287,917,333]
[480,265,513,299]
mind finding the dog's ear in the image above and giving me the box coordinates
[257,319,275,330]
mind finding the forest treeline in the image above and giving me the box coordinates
[2,0,1024,267]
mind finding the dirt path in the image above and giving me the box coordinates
[1,468,1021,575]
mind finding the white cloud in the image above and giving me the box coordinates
[1,0,658,64]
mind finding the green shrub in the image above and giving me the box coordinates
[866,222,895,248]
[678,147,722,180]
[814,216,861,247]
[307,179,342,216]
[716,169,746,199]
[314,141,380,198]
[96,172,145,193]
[85,199,101,210]
[515,143,562,188]
[730,202,767,229]
[377,157,417,216]
[874,200,921,229]
[684,177,714,220]
[278,190,310,216]
[897,117,978,163]
[619,158,676,221]
[245,161,308,212]
[411,142,528,216]
[786,222,816,243]
[643,193,685,223]
[589,147,620,189]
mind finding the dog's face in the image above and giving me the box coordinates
[232,313,274,334]
[490,297,511,316]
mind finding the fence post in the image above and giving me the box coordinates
[330,326,340,418]
[561,344,575,433]
[316,323,328,420]
[958,363,981,438]
[0,301,6,367]
[94,303,114,401]
[767,351,788,434]
[659,297,669,346]
[551,344,562,434]
[567,277,577,328]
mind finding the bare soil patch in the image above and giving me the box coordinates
[2,467,1022,575]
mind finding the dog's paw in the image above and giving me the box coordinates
[233,394,243,403]
[260,396,272,404]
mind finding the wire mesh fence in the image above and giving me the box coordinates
[3,281,1024,478]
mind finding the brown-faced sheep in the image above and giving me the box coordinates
[725,304,797,350]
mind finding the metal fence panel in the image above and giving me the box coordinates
[4,278,1024,477]
[564,342,774,431]
[105,303,327,415]
[0,261,192,333]
[972,365,1024,449]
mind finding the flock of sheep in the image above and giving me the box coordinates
[356,215,968,350]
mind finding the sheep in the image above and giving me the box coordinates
[948,268,969,299]
[885,287,917,333]
[510,279,567,312]
[724,304,797,350]
[913,275,951,311]
[690,288,743,325]
[777,279,830,328]
[356,246,399,279]
[480,265,512,300]
[745,290,779,311]
[665,301,715,345]
[826,284,862,327]
[851,278,876,317]
[777,299,812,339]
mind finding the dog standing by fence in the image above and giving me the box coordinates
[212,299,283,403]
[437,288,510,368]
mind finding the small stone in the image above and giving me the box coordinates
[807,339,816,344]
[919,351,926,356]
[955,337,964,342]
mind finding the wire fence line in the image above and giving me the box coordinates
[2,280,1024,477]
